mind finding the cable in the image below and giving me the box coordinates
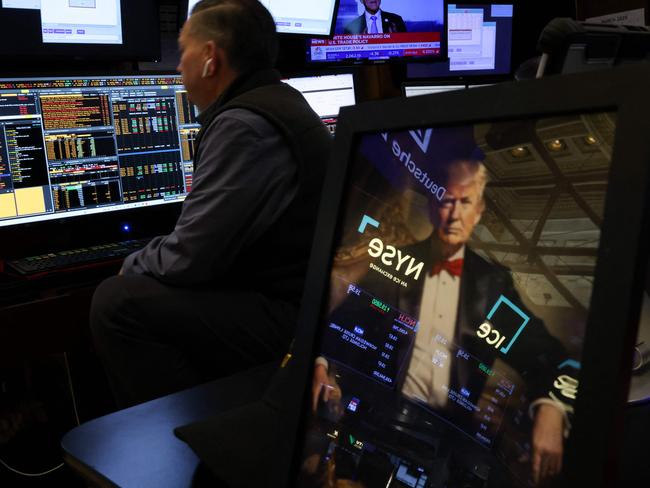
[0,458,64,477]
[0,351,81,478]
[63,351,81,427]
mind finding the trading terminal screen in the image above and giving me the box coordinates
[0,74,352,228]
[0,75,197,228]
[297,112,616,487]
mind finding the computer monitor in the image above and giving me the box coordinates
[2,0,122,44]
[185,0,339,36]
[282,73,356,134]
[0,74,196,230]
[402,82,467,97]
[0,1,159,60]
[407,3,513,79]
[306,0,445,64]
[287,65,650,487]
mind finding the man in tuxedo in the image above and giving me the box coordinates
[344,0,407,34]
[314,158,570,485]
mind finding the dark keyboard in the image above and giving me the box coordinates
[6,239,151,276]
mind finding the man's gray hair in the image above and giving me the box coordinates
[443,159,489,201]
[187,0,278,74]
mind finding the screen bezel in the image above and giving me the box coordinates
[304,0,449,66]
[282,65,650,487]
[0,71,189,259]
[0,0,160,62]
[401,79,468,96]
[181,0,341,38]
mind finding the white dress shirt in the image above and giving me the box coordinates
[364,10,383,33]
[401,247,465,407]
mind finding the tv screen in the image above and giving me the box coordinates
[408,3,513,79]
[307,0,445,64]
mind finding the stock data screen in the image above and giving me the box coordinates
[0,75,198,228]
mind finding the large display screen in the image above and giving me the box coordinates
[187,0,339,36]
[408,3,513,79]
[307,0,444,63]
[298,112,616,486]
[0,74,351,228]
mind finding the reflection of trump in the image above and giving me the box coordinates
[316,159,569,485]
[344,0,407,34]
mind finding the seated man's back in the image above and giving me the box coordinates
[90,0,332,408]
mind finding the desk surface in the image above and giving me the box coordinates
[61,363,277,488]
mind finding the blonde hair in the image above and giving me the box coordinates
[444,159,489,200]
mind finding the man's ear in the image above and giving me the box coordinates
[201,40,218,73]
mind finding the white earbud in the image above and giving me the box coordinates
[201,58,213,78]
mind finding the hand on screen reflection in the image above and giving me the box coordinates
[531,404,564,485]
[311,364,342,414]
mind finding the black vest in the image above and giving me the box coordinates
[196,70,332,304]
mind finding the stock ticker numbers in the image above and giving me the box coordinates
[180,128,199,162]
[45,131,117,162]
[0,94,38,118]
[0,132,9,191]
[40,93,113,130]
[4,120,50,189]
[113,96,179,154]
[175,91,198,126]
[324,278,418,387]
[51,179,122,211]
[118,152,185,202]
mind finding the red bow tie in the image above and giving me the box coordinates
[430,258,464,277]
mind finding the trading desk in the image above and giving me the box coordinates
[61,362,277,488]
[0,264,120,365]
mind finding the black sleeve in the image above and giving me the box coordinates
[121,109,297,286]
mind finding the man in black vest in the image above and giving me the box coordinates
[90,0,331,409]
[344,0,407,35]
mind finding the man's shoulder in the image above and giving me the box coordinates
[208,108,279,141]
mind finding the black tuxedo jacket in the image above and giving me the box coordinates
[325,238,569,406]
[343,10,407,34]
